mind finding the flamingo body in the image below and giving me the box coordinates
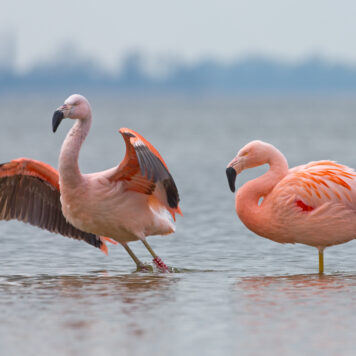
[58,126,180,245]
[60,169,175,245]
[258,161,356,248]
[226,140,356,272]
[0,94,181,269]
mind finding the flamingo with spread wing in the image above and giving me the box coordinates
[226,140,356,273]
[0,94,182,271]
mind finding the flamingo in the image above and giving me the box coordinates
[0,94,182,271]
[226,140,356,274]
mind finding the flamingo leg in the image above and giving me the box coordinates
[318,250,324,274]
[122,243,152,272]
[141,239,169,272]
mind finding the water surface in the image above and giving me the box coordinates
[1,95,356,355]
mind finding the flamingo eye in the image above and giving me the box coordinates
[241,151,249,157]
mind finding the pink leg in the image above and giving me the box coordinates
[141,239,169,272]
[153,256,169,271]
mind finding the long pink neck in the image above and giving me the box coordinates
[235,147,288,236]
[59,115,91,188]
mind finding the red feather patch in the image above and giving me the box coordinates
[296,200,314,212]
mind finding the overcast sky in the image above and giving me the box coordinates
[1,0,356,72]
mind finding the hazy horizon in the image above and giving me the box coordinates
[1,52,356,95]
[2,0,356,72]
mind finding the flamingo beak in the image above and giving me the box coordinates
[52,110,64,133]
[226,167,237,192]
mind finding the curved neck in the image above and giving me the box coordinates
[58,116,91,187]
[235,147,288,236]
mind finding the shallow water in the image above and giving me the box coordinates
[1,95,356,355]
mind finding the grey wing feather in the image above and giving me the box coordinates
[0,175,103,249]
[133,142,180,208]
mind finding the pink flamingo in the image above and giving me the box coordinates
[0,94,182,271]
[226,140,356,273]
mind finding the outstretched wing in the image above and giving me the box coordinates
[0,158,110,254]
[109,128,182,220]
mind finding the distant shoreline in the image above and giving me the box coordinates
[2,56,356,95]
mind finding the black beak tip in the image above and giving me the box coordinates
[226,167,236,193]
[52,110,64,133]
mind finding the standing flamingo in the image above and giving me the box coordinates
[226,140,356,273]
[0,94,182,271]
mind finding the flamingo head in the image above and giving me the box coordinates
[52,94,91,132]
[226,140,272,192]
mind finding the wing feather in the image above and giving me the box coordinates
[276,160,356,210]
[0,159,105,250]
[109,128,181,217]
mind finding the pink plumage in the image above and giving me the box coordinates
[226,140,356,273]
[0,94,181,271]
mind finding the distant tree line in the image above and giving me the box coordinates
[1,53,356,94]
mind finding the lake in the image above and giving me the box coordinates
[1,94,356,356]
